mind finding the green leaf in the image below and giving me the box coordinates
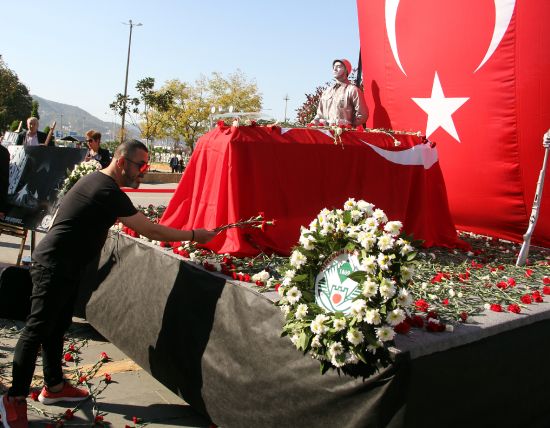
[348,271,367,282]
[345,242,356,252]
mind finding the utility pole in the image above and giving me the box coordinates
[121,19,142,143]
[283,94,290,123]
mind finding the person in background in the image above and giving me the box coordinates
[0,140,217,428]
[16,117,49,146]
[0,143,10,220]
[84,130,111,169]
[311,59,369,127]
[169,154,179,173]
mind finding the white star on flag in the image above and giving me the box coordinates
[412,72,469,142]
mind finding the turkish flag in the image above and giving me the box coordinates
[357,0,550,247]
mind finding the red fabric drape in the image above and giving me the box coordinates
[160,126,464,256]
[357,0,550,247]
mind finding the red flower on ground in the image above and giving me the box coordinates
[460,312,469,322]
[532,291,543,303]
[94,415,104,423]
[408,315,424,328]
[30,390,39,401]
[255,280,264,287]
[543,277,550,285]
[490,304,503,312]
[426,320,446,332]
[100,352,109,362]
[274,283,281,293]
[414,299,429,313]
[507,277,516,287]
[132,416,141,424]
[78,375,87,384]
[104,373,112,383]
[394,321,411,335]
[543,285,550,295]
[426,311,438,320]
[525,269,534,278]
[496,281,508,290]
[508,304,521,314]
[69,344,76,352]
[64,409,74,420]
[520,294,533,304]
[63,353,73,362]
[243,274,251,282]
[442,299,449,306]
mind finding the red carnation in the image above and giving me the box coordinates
[132,416,141,424]
[520,294,532,304]
[243,274,251,282]
[394,321,411,335]
[508,304,521,314]
[525,269,534,278]
[426,320,446,332]
[255,280,264,287]
[490,304,503,312]
[414,299,429,313]
[101,352,109,362]
[408,315,424,328]
[78,375,87,384]
[442,299,449,306]
[496,281,507,290]
[460,312,469,322]
[274,283,281,293]
[507,277,516,287]
[532,291,543,303]
[426,310,438,320]
[104,373,112,383]
[543,277,550,285]
[69,344,76,352]
[63,352,73,362]
[95,415,104,423]
[64,409,74,420]
[543,285,550,295]
[30,390,39,401]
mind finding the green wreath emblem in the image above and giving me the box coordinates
[277,199,418,376]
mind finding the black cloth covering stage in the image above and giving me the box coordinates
[71,233,550,428]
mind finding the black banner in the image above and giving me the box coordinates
[3,146,86,231]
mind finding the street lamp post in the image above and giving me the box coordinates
[283,94,290,123]
[121,19,142,143]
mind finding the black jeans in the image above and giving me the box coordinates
[8,264,79,397]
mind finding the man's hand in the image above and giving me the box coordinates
[192,228,218,244]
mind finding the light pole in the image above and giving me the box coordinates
[283,94,290,122]
[121,19,142,142]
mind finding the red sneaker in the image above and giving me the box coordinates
[37,382,89,405]
[0,394,28,428]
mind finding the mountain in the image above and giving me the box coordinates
[31,95,138,139]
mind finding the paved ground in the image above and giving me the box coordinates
[0,183,214,427]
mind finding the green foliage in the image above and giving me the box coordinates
[31,100,40,119]
[9,120,21,132]
[0,56,32,132]
[295,84,327,125]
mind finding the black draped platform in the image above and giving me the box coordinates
[74,233,550,427]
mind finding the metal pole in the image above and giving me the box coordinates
[284,94,289,122]
[121,20,142,143]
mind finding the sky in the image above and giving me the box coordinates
[1,0,361,125]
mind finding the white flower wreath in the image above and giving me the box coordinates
[58,160,103,199]
[277,199,418,375]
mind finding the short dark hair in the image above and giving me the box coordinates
[114,139,148,159]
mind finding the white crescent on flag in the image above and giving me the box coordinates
[359,139,439,169]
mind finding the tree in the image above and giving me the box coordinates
[110,77,173,149]
[146,70,262,152]
[0,56,32,132]
[31,100,40,119]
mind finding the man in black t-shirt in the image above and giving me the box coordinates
[0,140,217,427]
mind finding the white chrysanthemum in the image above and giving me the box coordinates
[252,270,270,283]
[189,253,197,262]
[331,357,346,368]
[361,255,377,274]
[365,308,382,325]
[399,243,414,257]
[400,265,413,281]
[311,335,322,348]
[484,303,491,310]
[346,225,361,239]
[336,221,347,232]
[280,305,290,316]
[357,200,374,215]
[320,223,335,236]
[309,218,319,231]
[290,334,300,346]
[358,231,376,251]
[295,304,308,319]
[377,233,395,251]
[362,218,377,232]
[299,234,315,250]
[350,209,362,222]
[384,221,403,236]
[281,277,292,287]
[346,329,364,346]
[286,287,302,304]
[449,288,456,297]
[386,308,406,326]
[373,208,388,223]
[376,326,396,342]
[290,250,307,269]
[379,278,397,300]
[333,317,346,332]
[284,270,296,280]
[397,288,413,307]
[344,198,357,211]
[362,278,378,298]
[377,253,391,271]
[310,319,328,335]
[329,341,344,357]
[350,299,367,320]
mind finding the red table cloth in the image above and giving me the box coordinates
[160,125,464,256]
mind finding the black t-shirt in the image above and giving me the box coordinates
[33,171,137,276]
